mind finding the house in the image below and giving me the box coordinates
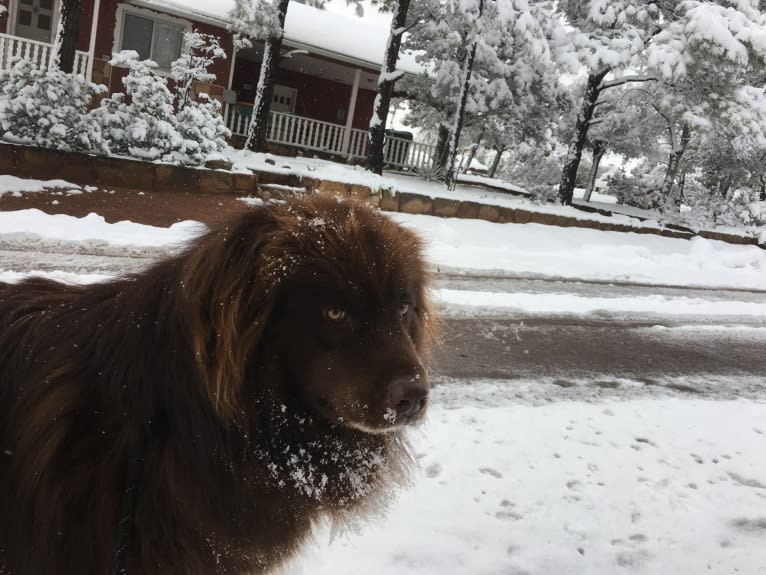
[0,0,435,170]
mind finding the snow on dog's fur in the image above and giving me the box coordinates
[0,194,438,574]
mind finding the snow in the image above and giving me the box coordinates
[0,175,81,197]
[438,289,766,320]
[393,213,766,291]
[0,208,204,248]
[457,173,528,194]
[290,395,766,575]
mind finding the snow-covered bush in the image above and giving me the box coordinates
[169,32,230,164]
[91,43,229,164]
[606,166,664,210]
[652,180,766,238]
[527,185,559,204]
[416,160,448,182]
[0,58,107,152]
[172,94,230,164]
[498,142,564,192]
[95,51,181,161]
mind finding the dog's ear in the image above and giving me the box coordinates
[180,208,281,421]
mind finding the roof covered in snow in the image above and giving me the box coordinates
[135,0,421,74]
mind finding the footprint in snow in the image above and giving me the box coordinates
[730,517,766,534]
[616,549,651,568]
[479,467,503,479]
[727,471,766,489]
[425,463,442,478]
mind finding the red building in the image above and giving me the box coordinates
[0,0,434,168]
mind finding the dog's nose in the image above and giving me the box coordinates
[388,377,428,420]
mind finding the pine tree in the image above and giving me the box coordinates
[403,0,566,187]
[558,0,766,205]
[556,0,662,205]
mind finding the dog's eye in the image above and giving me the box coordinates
[323,307,347,322]
[398,303,410,317]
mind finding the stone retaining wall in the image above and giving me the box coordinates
[0,143,760,248]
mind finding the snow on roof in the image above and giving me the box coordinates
[139,0,422,74]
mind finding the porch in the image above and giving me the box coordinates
[0,32,91,75]
[226,107,437,173]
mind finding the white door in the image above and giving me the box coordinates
[14,0,56,44]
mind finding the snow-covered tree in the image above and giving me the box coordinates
[366,0,414,174]
[556,0,663,204]
[646,1,766,198]
[0,58,107,151]
[171,31,227,110]
[580,85,664,201]
[403,0,566,186]
[169,32,231,162]
[558,0,766,205]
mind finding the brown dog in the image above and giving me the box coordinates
[0,194,437,574]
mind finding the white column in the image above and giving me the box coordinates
[342,68,361,156]
[85,0,101,81]
[224,47,238,132]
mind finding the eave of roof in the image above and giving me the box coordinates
[132,0,422,75]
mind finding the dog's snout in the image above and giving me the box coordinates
[388,376,428,420]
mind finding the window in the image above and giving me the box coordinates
[120,12,184,70]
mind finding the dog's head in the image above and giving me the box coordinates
[182,194,438,433]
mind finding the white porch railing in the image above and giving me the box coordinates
[227,106,437,173]
[0,33,91,77]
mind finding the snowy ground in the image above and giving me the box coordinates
[1,181,765,574]
[295,393,766,575]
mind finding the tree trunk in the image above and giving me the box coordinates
[678,171,687,204]
[582,140,606,202]
[366,0,411,174]
[433,123,450,173]
[659,122,691,199]
[461,128,484,175]
[718,173,733,198]
[57,0,81,73]
[558,69,609,205]
[488,146,505,178]
[244,0,290,152]
[445,3,484,189]
[760,174,766,202]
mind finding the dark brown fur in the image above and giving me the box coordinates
[0,195,437,574]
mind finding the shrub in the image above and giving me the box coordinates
[0,58,107,152]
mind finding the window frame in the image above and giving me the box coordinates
[112,4,192,74]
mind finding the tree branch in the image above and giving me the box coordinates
[600,75,658,91]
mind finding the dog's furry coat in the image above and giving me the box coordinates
[0,195,436,574]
